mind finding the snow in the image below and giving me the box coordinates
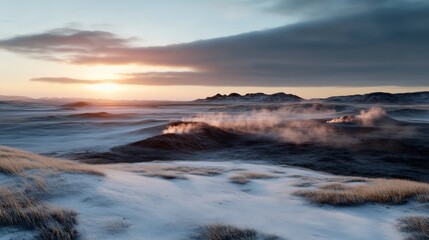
[28,161,427,240]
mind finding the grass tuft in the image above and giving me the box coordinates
[416,194,429,203]
[397,216,429,240]
[295,178,429,206]
[0,187,78,239]
[229,172,276,185]
[318,183,352,191]
[0,145,104,239]
[193,224,283,240]
[0,146,103,176]
[143,172,188,180]
[108,164,224,180]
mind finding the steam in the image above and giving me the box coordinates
[357,107,387,126]
[184,110,282,134]
[163,123,201,134]
[163,106,413,147]
[166,108,355,146]
[327,107,387,126]
[212,103,338,115]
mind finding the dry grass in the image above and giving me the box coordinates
[109,164,224,180]
[339,178,368,183]
[417,194,429,203]
[0,187,78,239]
[293,182,314,188]
[229,172,276,185]
[287,175,320,182]
[288,175,318,188]
[288,175,368,183]
[291,176,369,188]
[318,183,352,191]
[0,146,103,176]
[397,216,429,240]
[295,178,429,206]
[194,224,283,240]
[0,145,104,239]
[143,171,188,180]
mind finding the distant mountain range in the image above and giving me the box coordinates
[0,95,33,101]
[195,92,303,103]
[1,91,429,104]
[196,91,429,104]
[323,91,429,104]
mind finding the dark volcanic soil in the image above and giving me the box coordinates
[79,121,429,182]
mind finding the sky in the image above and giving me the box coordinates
[0,0,428,100]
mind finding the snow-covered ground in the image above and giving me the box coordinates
[33,161,427,240]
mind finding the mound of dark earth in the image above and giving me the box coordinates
[62,101,93,108]
[80,121,429,182]
[130,122,241,150]
[68,112,133,119]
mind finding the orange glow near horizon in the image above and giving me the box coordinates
[2,82,427,101]
[87,83,122,93]
[0,52,428,101]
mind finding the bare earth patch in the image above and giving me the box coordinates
[229,172,276,184]
[295,178,429,206]
[397,216,429,240]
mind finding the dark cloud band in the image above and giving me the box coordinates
[2,3,429,87]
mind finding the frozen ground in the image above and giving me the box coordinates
[1,100,428,182]
[17,161,426,240]
[1,96,428,239]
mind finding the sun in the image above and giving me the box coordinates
[88,83,121,92]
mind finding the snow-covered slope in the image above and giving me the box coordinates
[39,161,426,240]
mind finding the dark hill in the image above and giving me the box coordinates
[196,92,302,103]
[323,91,429,104]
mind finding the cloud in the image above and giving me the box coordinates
[2,3,429,87]
[30,77,106,84]
[0,28,133,61]
[256,0,427,19]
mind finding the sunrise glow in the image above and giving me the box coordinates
[1,2,429,239]
[88,83,122,92]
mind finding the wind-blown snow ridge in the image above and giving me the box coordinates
[38,161,426,240]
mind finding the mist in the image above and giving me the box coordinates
[162,106,416,147]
